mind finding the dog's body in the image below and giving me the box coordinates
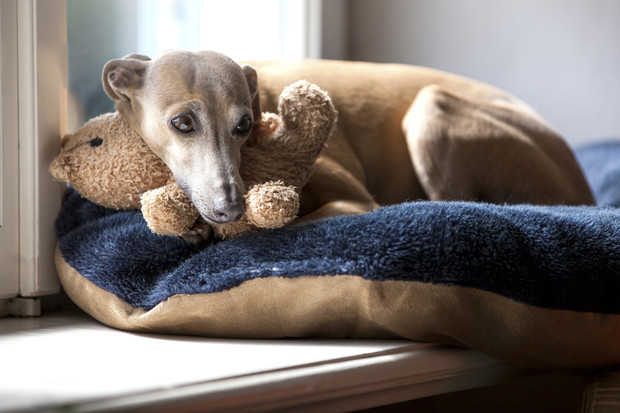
[103,51,594,226]
[250,59,595,220]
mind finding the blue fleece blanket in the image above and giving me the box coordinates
[56,140,620,313]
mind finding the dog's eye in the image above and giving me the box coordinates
[171,115,195,133]
[89,137,103,147]
[235,116,252,136]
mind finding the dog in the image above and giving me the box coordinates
[102,50,595,226]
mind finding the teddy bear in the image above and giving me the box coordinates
[50,80,337,240]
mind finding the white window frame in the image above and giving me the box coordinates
[17,0,66,297]
[0,0,66,316]
[0,0,20,303]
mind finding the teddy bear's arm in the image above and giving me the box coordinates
[140,181,201,237]
[244,181,299,228]
[211,181,299,240]
[277,80,337,153]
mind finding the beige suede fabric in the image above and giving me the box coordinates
[56,246,620,369]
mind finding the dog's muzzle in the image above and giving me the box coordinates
[211,196,245,223]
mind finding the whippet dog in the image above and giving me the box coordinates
[102,50,594,226]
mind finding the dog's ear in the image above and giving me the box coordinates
[122,53,151,62]
[102,55,150,102]
[242,64,261,122]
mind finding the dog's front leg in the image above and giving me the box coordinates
[296,156,380,223]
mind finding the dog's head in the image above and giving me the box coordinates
[102,50,260,224]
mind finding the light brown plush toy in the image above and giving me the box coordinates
[50,80,337,240]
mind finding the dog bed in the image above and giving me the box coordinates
[55,140,620,368]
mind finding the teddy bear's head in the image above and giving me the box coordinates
[49,112,172,210]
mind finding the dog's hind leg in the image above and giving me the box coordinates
[402,85,594,205]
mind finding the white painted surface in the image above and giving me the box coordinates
[0,0,19,299]
[0,311,522,412]
[16,0,65,297]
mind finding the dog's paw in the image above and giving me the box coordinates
[212,216,257,240]
[181,220,213,243]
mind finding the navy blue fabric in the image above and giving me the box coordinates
[575,139,620,207]
[57,141,620,313]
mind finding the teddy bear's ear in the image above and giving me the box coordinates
[241,64,261,123]
[102,55,150,102]
[60,132,74,150]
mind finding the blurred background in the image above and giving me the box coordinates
[68,0,620,145]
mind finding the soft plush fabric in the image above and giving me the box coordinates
[575,140,620,207]
[56,139,620,368]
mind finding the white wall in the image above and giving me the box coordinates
[346,0,620,145]
[321,0,349,60]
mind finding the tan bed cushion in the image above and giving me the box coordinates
[56,166,620,369]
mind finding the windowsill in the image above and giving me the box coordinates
[0,306,531,412]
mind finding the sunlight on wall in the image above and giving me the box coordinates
[68,0,309,129]
[136,0,307,61]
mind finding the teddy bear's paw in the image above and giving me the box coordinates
[245,181,299,229]
[278,80,338,139]
[141,186,199,236]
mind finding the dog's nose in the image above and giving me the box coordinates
[213,197,245,223]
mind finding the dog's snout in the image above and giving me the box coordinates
[213,197,245,223]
